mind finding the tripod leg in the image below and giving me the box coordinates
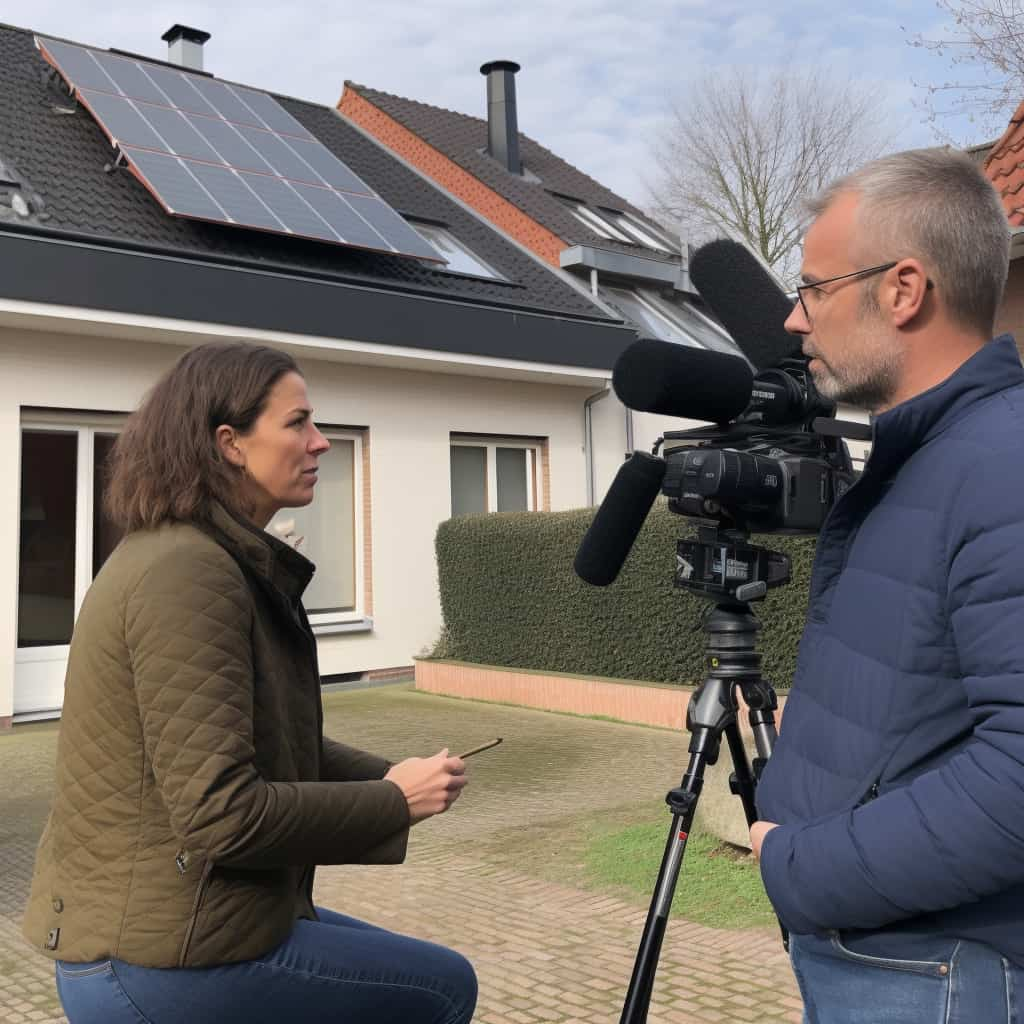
[723,720,759,827]
[723,717,790,951]
[620,734,717,1024]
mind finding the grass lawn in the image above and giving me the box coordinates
[585,811,776,929]
[478,798,776,931]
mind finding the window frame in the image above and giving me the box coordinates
[600,209,676,253]
[408,220,506,281]
[282,427,366,631]
[562,201,636,244]
[602,284,740,357]
[17,410,125,663]
[449,435,542,515]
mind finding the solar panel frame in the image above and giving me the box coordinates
[97,54,167,106]
[36,35,445,263]
[187,161,287,232]
[292,184,394,250]
[241,173,340,241]
[77,90,167,152]
[185,114,276,175]
[122,146,225,220]
[233,88,315,140]
[139,63,221,117]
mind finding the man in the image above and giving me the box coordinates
[751,147,1024,1023]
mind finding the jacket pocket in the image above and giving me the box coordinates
[177,859,214,967]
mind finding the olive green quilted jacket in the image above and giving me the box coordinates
[23,505,410,967]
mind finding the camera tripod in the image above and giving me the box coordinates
[619,531,789,1024]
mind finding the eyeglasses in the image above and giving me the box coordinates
[795,261,934,325]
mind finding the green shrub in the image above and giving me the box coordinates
[434,501,815,688]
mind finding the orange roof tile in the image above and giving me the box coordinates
[984,99,1024,224]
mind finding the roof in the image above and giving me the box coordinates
[0,23,611,323]
[984,104,1024,225]
[344,81,679,264]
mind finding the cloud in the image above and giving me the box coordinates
[20,0,957,207]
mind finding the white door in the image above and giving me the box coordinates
[15,421,121,717]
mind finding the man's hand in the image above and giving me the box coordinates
[384,749,468,824]
[749,820,778,860]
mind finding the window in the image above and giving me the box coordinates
[409,221,503,279]
[603,285,741,358]
[557,197,677,252]
[450,436,542,516]
[560,199,636,244]
[267,430,364,627]
[600,209,676,253]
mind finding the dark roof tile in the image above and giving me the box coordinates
[347,81,681,264]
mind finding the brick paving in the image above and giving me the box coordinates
[0,684,801,1022]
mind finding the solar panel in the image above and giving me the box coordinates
[36,36,444,263]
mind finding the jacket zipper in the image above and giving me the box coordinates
[177,856,214,966]
[857,780,881,807]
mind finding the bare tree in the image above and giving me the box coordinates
[647,69,896,285]
[906,0,1024,142]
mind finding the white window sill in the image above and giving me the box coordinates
[311,617,374,637]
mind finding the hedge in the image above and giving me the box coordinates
[433,501,817,688]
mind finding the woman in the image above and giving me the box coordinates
[22,342,477,1024]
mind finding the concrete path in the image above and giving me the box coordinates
[0,685,802,1023]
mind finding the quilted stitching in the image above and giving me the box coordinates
[22,508,409,967]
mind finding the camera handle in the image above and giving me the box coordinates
[619,602,785,1024]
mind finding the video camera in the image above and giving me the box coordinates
[574,238,870,600]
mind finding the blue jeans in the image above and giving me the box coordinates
[55,907,477,1024]
[791,930,1022,1023]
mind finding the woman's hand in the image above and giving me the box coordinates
[384,749,468,824]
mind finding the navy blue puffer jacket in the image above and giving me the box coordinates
[756,335,1024,965]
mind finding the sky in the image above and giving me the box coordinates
[9,0,1000,210]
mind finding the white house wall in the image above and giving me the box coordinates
[1,325,615,722]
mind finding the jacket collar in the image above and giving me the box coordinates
[206,502,314,602]
[866,334,1023,480]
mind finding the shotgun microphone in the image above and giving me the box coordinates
[573,452,667,586]
[612,339,754,424]
[689,239,802,371]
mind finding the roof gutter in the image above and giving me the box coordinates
[0,228,637,372]
[0,220,614,324]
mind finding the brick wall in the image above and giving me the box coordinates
[339,88,566,267]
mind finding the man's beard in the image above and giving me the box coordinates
[809,353,901,412]
[807,296,903,413]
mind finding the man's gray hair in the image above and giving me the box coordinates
[807,148,1010,337]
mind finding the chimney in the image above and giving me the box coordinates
[479,61,522,175]
[161,24,211,72]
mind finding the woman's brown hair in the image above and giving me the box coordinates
[105,342,299,531]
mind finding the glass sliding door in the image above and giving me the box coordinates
[18,431,78,649]
[15,419,123,717]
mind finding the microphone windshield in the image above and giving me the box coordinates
[612,338,753,424]
[574,452,667,587]
[689,239,802,371]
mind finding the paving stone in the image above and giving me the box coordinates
[0,686,801,1023]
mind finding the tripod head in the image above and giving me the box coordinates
[675,524,791,604]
